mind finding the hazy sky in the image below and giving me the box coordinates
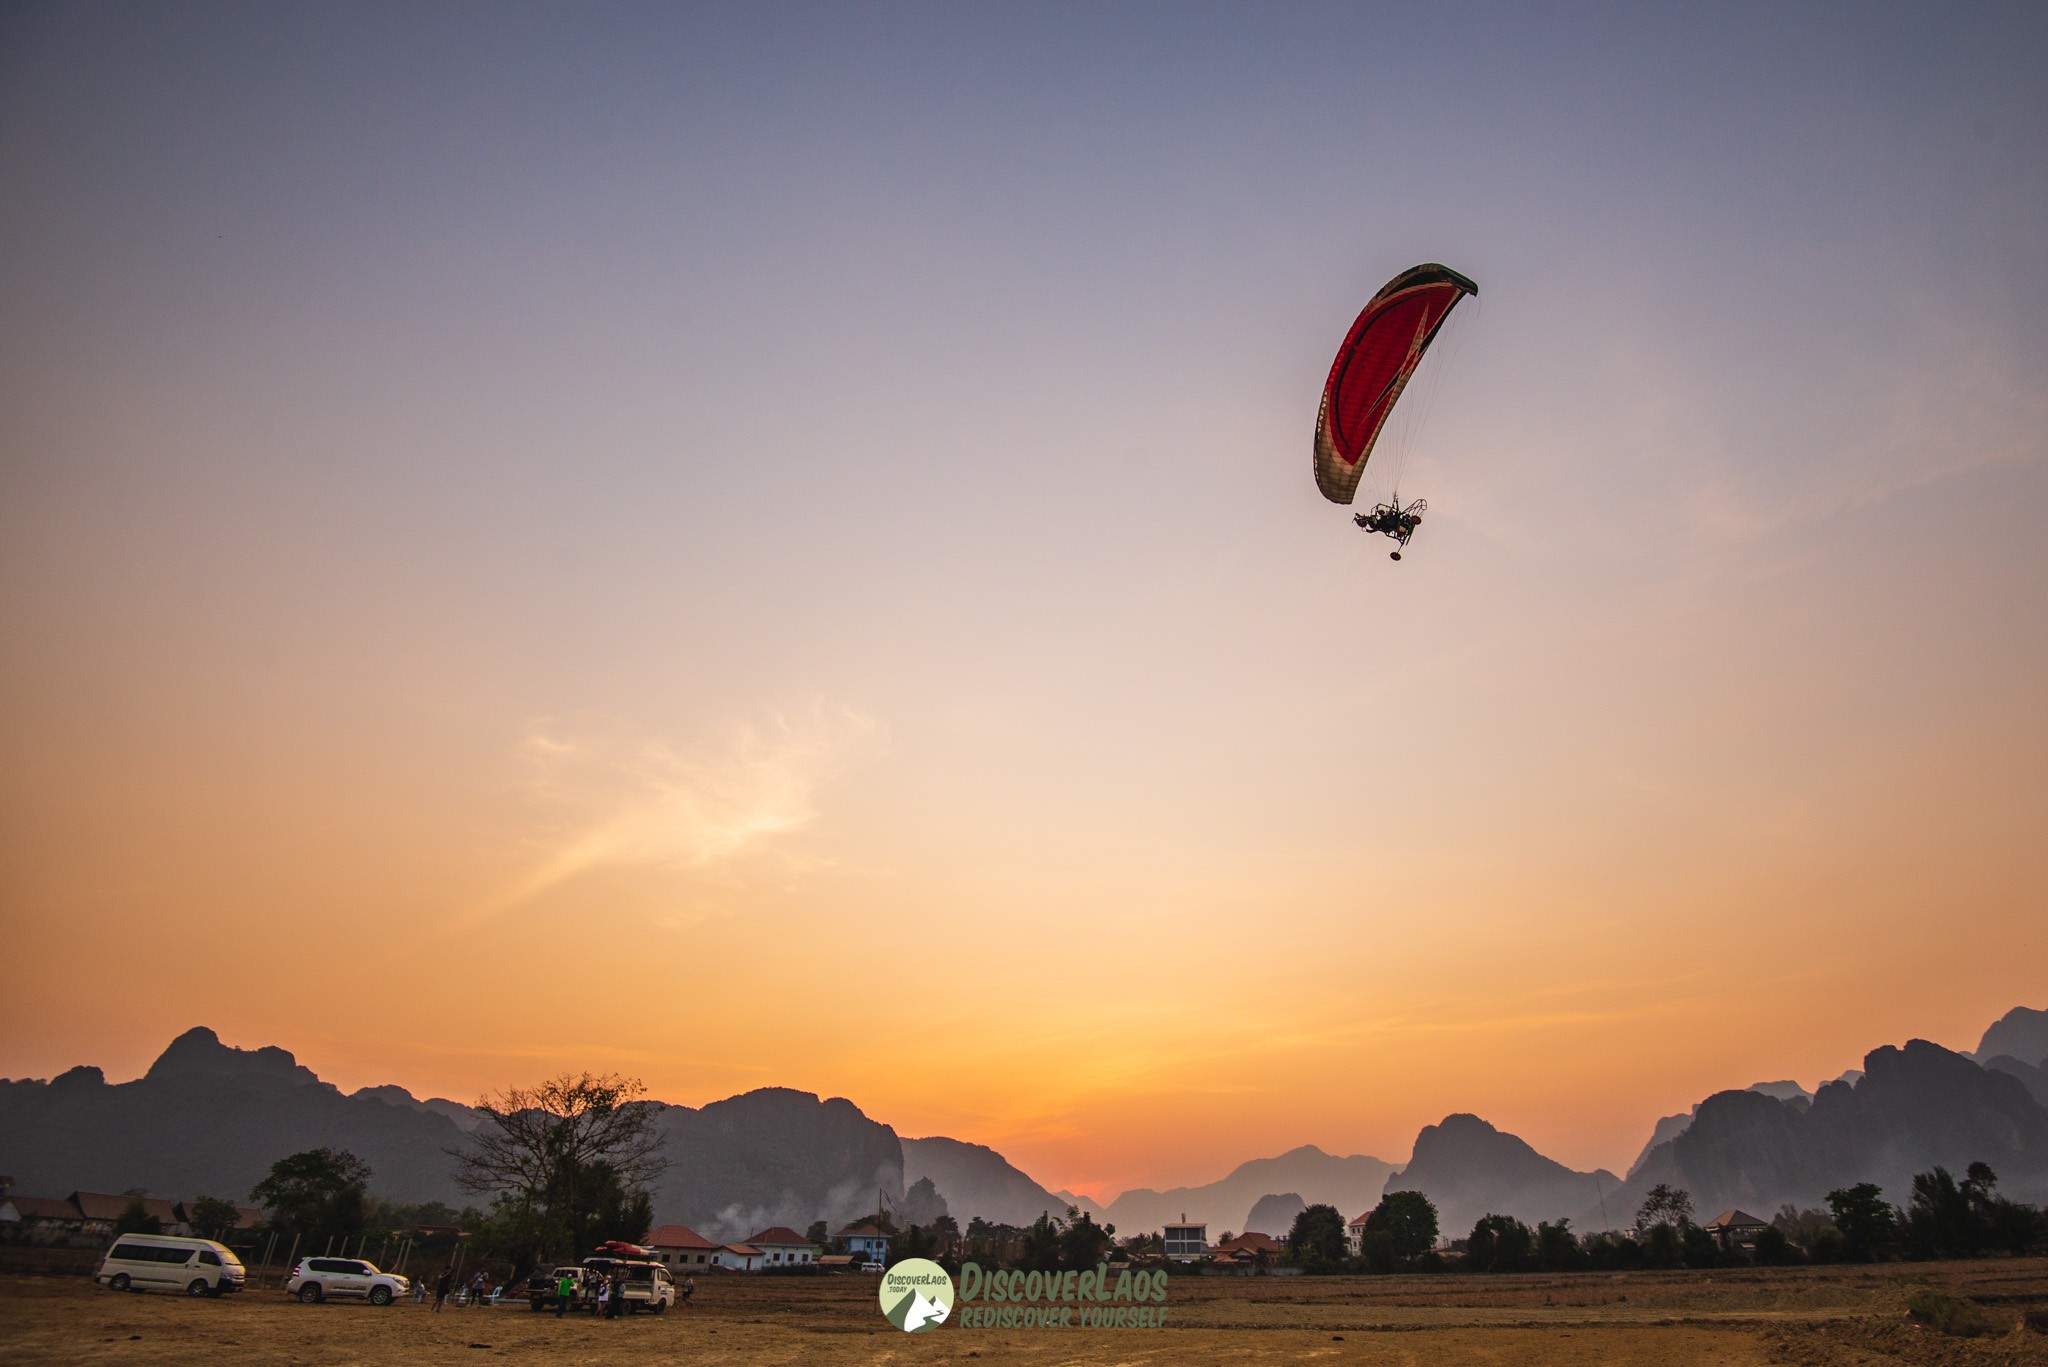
[4,2,2045,1199]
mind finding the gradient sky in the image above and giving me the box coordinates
[3,2,2045,1200]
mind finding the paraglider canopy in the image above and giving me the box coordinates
[1313,263,1477,505]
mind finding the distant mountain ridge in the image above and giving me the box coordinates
[6,1008,2043,1248]
[1091,1145,1399,1236]
[1606,1037,2048,1231]
[1385,1113,1621,1238]
[1976,1006,2048,1067]
[0,1027,902,1239]
[901,1136,1071,1227]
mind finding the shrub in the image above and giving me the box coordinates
[1906,1289,1992,1337]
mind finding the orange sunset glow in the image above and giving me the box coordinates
[3,3,2045,1208]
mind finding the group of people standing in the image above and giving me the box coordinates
[419,1262,693,1317]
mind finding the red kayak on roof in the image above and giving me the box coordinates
[1312,263,1477,506]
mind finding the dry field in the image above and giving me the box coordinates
[4,1260,2047,1366]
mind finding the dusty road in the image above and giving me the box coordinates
[4,1260,2046,1365]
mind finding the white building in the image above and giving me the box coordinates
[746,1227,819,1268]
[1163,1216,1207,1260]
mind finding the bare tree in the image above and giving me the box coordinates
[450,1073,668,1267]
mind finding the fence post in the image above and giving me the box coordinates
[279,1233,300,1289]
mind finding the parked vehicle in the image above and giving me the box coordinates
[96,1234,246,1297]
[579,1255,675,1313]
[526,1265,590,1312]
[285,1257,411,1305]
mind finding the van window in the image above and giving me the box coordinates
[199,1251,221,1266]
[309,1258,351,1273]
[109,1243,150,1261]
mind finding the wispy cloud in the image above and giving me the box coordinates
[493,702,882,913]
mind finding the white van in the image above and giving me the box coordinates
[97,1234,247,1296]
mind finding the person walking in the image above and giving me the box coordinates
[605,1270,625,1320]
[470,1270,489,1306]
[682,1274,694,1308]
[433,1268,452,1312]
[555,1268,576,1318]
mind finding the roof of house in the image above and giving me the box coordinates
[1212,1229,1277,1262]
[71,1192,180,1225]
[173,1201,266,1229]
[1348,1212,1372,1227]
[1704,1209,1768,1230]
[834,1222,890,1239]
[644,1224,717,1250]
[9,1195,82,1222]
[747,1227,813,1247]
[1163,1220,1205,1230]
[71,1191,134,1221]
[720,1244,762,1256]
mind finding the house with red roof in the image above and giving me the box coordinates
[1211,1231,1284,1265]
[644,1224,718,1268]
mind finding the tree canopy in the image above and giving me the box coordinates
[251,1148,371,1246]
[451,1072,667,1274]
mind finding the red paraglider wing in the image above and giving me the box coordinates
[1313,263,1476,504]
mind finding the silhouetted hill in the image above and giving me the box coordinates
[901,1136,1070,1227]
[1977,1007,2048,1066]
[0,1029,905,1240]
[1098,1145,1396,1236]
[648,1087,903,1240]
[1625,1082,1815,1178]
[1386,1114,1620,1238]
[0,1027,470,1203]
[1243,1192,1306,1237]
[1608,1038,2048,1228]
[1985,1056,2048,1108]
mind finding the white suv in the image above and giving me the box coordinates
[287,1257,410,1305]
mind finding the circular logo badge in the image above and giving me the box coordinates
[878,1258,954,1333]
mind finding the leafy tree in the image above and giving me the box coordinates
[806,1220,829,1246]
[1642,1221,1682,1269]
[1771,1204,1834,1253]
[451,1073,667,1276]
[1581,1231,1643,1271]
[1356,1229,1401,1274]
[1680,1223,1718,1268]
[1751,1223,1796,1265]
[1465,1214,1532,1273]
[891,1223,941,1265]
[1635,1184,1694,1233]
[1364,1191,1439,1262]
[1824,1182,1896,1262]
[1017,1211,1063,1271]
[187,1196,241,1242]
[1059,1209,1114,1270]
[1285,1204,1348,1272]
[112,1196,162,1238]
[251,1148,370,1247]
[1901,1166,1975,1258]
[1536,1219,1586,1272]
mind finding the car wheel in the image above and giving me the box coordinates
[369,1286,393,1306]
[651,1299,668,1315]
[188,1279,210,1297]
[107,1274,131,1292]
[298,1284,324,1304]
[529,1299,544,1312]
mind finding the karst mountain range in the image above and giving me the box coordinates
[3,1007,2044,1241]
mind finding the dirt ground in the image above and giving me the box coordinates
[4,1260,2047,1366]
